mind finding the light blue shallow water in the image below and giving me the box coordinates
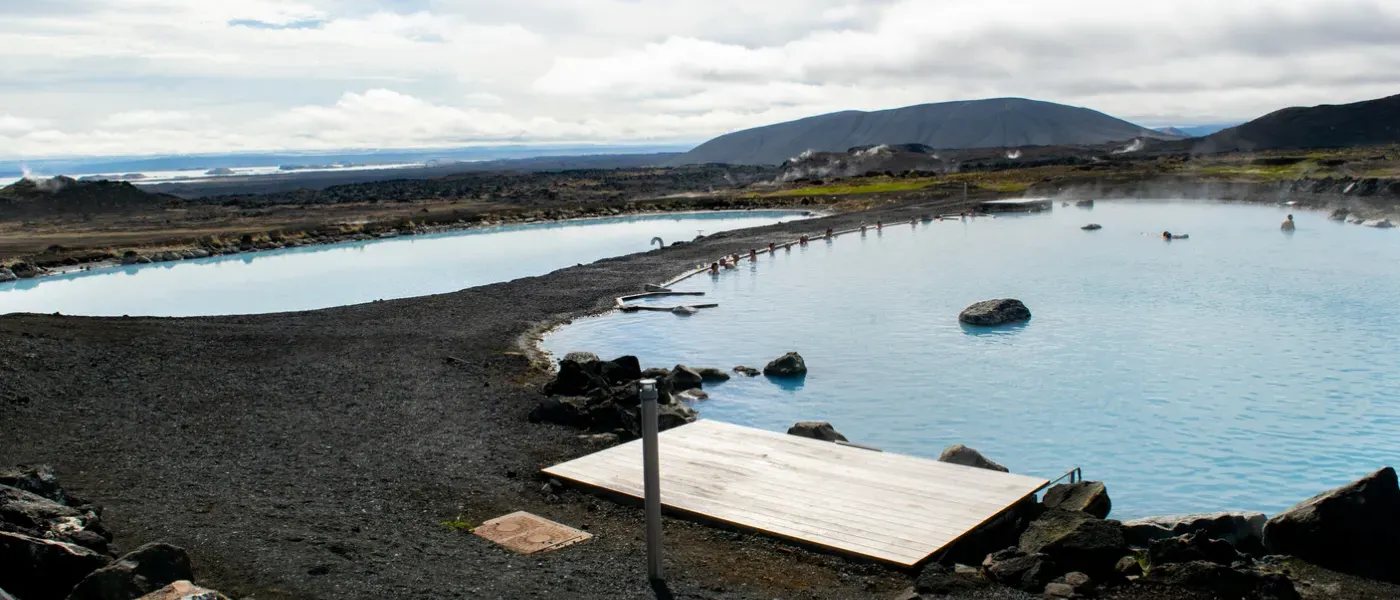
[0,211,806,317]
[545,201,1400,519]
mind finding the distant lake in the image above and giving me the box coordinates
[0,210,808,317]
[546,201,1400,519]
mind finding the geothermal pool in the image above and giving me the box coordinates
[545,200,1400,519]
[0,210,807,317]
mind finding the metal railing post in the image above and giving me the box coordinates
[639,379,665,582]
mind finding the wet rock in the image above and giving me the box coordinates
[644,284,671,292]
[1328,208,1350,221]
[11,262,42,279]
[762,352,807,378]
[1043,481,1111,519]
[696,367,730,382]
[1114,556,1143,577]
[982,548,1062,592]
[68,543,193,600]
[0,531,109,600]
[178,250,196,260]
[1363,219,1395,228]
[562,352,600,365]
[733,366,760,377]
[136,581,232,600]
[671,306,698,316]
[937,445,1008,472]
[959,299,1032,326]
[0,268,15,283]
[670,365,704,391]
[1018,509,1128,580]
[1148,531,1245,566]
[1122,512,1266,554]
[1262,466,1400,582]
[188,249,210,259]
[786,421,848,443]
[913,563,987,596]
[674,389,708,402]
[640,367,671,380]
[1076,200,1094,208]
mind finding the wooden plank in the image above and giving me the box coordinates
[543,420,1048,566]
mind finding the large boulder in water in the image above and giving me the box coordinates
[938,444,1008,472]
[1043,481,1112,519]
[1018,509,1128,580]
[0,531,109,600]
[670,365,704,391]
[1122,512,1266,554]
[1262,466,1400,582]
[696,367,730,382]
[959,299,1032,326]
[763,352,807,378]
[68,543,193,600]
[786,421,847,443]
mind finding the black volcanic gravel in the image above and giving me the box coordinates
[7,198,1374,600]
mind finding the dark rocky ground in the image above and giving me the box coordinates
[3,197,1398,600]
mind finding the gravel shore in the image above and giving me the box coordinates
[4,196,1394,600]
[1,200,968,600]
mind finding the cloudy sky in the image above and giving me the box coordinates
[2,0,1398,158]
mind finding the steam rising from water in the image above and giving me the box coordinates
[1113,139,1145,154]
[1006,149,1023,159]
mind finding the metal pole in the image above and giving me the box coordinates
[639,379,665,582]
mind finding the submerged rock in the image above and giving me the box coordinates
[696,367,730,382]
[674,389,708,402]
[0,531,109,600]
[786,421,848,443]
[671,306,698,316]
[1081,223,1102,230]
[1076,200,1094,208]
[958,299,1031,326]
[763,352,807,378]
[68,543,193,600]
[1122,512,1266,553]
[938,444,1008,472]
[733,366,761,377]
[1262,466,1400,582]
[1043,481,1112,519]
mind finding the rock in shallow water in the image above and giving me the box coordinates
[763,352,807,378]
[733,366,760,377]
[958,299,1032,326]
[937,444,1008,472]
[786,421,847,442]
[1262,466,1400,582]
[670,365,704,391]
[696,367,730,382]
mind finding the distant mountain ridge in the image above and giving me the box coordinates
[1190,94,1400,153]
[671,98,1174,166]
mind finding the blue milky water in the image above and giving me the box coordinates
[0,211,806,317]
[545,201,1400,519]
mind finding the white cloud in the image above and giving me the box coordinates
[0,0,1398,157]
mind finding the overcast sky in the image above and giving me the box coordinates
[2,0,1398,158]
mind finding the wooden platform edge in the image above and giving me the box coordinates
[542,450,1050,569]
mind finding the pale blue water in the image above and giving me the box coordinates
[545,201,1400,519]
[0,211,806,317]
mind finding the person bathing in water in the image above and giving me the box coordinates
[1281,214,1296,231]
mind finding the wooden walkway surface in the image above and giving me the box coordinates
[543,420,1049,566]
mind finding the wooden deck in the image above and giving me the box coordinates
[543,420,1049,566]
